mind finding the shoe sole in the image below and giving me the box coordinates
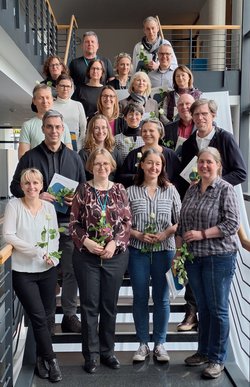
[153,355,170,362]
[202,365,224,379]
[177,324,198,332]
[133,354,150,362]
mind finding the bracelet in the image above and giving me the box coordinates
[201,229,207,239]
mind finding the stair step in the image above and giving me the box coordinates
[52,322,198,344]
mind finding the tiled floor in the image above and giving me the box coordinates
[32,351,234,387]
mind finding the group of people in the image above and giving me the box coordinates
[2,15,248,384]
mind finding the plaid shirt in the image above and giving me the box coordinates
[177,177,239,256]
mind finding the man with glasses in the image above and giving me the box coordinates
[69,31,114,87]
[11,110,86,334]
[18,84,72,159]
[54,74,87,151]
[148,44,178,89]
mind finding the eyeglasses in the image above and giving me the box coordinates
[93,162,110,167]
[127,112,141,118]
[49,63,61,68]
[58,84,71,89]
[91,67,103,71]
[101,95,115,100]
[158,52,172,57]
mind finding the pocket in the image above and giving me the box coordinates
[157,199,171,223]
[130,198,147,216]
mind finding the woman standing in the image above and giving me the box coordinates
[176,147,240,379]
[108,52,132,90]
[161,65,202,123]
[3,168,62,383]
[96,85,124,136]
[127,149,181,362]
[115,103,144,163]
[70,148,131,374]
[121,118,181,188]
[72,59,105,118]
[119,71,158,117]
[78,114,122,181]
[41,55,69,98]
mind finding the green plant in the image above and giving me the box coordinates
[141,213,161,263]
[48,187,74,206]
[36,214,65,260]
[173,243,194,285]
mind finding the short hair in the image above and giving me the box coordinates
[143,16,159,29]
[123,103,144,117]
[84,114,115,153]
[158,43,173,53]
[129,71,152,96]
[198,146,222,176]
[173,65,194,90]
[42,110,64,127]
[42,55,69,78]
[134,148,170,187]
[32,84,52,98]
[190,98,218,116]
[141,118,165,139]
[97,85,119,120]
[86,148,116,174]
[86,59,105,83]
[113,52,133,76]
[20,168,43,185]
[82,31,98,43]
[56,74,73,86]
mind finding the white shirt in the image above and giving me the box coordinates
[196,128,216,150]
[3,198,60,272]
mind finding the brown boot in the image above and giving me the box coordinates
[177,312,198,331]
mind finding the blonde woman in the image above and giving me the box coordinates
[108,52,132,90]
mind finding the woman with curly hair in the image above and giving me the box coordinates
[42,55,69,98]
[78,114,122,181]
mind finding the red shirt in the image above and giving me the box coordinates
[178,120,194,139]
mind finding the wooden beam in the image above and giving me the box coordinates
[0,244,13,265]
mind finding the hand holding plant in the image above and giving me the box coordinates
[173,243,194,285]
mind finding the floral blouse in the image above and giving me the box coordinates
[69,182,131,254]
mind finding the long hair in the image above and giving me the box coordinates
[97,85,119,120]
[134,148,170,188]
[84,114,115,153]
[173,65,194,90]
[42,55,69,78]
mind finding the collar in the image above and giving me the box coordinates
[42,141,63,154]
[196,127,215,141]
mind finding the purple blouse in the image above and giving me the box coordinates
[69,182,131,253]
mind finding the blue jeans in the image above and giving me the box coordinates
[186,252,236,364]
[128,246,174,344]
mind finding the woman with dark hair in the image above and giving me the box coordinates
[70,148,131,374]
[161,65,202,124]
[176,147,240,379]
[127,148,181,363]
[115,103,145,163]
[78,114,122,181]
[120,118,182,188]
[42,55,69,98]
[72,59,105,118]
[96,85,124,135]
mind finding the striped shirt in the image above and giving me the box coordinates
[127,184,181,251]
[177,177,240,256]
[115,133,144,163]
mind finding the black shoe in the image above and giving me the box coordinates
[48,358,62,382]
[61,314,81,333]
[36,356,49,379]
[84,359,98,374]
[100,355,120,369]
[177,312,198,331]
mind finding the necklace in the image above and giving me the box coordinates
[93,180,109,217]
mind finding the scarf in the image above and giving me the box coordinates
[141,35,163,61]
[129,92,147,106]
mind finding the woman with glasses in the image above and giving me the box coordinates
[72,59,105,118]
[96,85,124,136]
[108,53,132,90]
[41,55,69,98]
[53,74,87,151]
[121,118,181,189]
[161,65,202,124]
[78,114,122,182]
[70,148,131,374]
[119,71,158,118]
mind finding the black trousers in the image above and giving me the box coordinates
[185,282,198,314]
[73,248,129,361]
[13,267,57,360]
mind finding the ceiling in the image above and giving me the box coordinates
[0,0,207,127]
[49,0,206,28]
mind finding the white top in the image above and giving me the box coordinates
[3,198,60,272]
[19,116,72,149]
[53,97,87,151]
[132,39,178,74]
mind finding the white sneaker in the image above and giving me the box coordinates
[153,344,170,362]
[133,343,150,361]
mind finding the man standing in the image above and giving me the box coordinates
[178,98,247,332]
[163,93,195,157]
[11,110,86,333]
[18,84,72,159]
[148,43,177,89]
[69,31,114,87]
